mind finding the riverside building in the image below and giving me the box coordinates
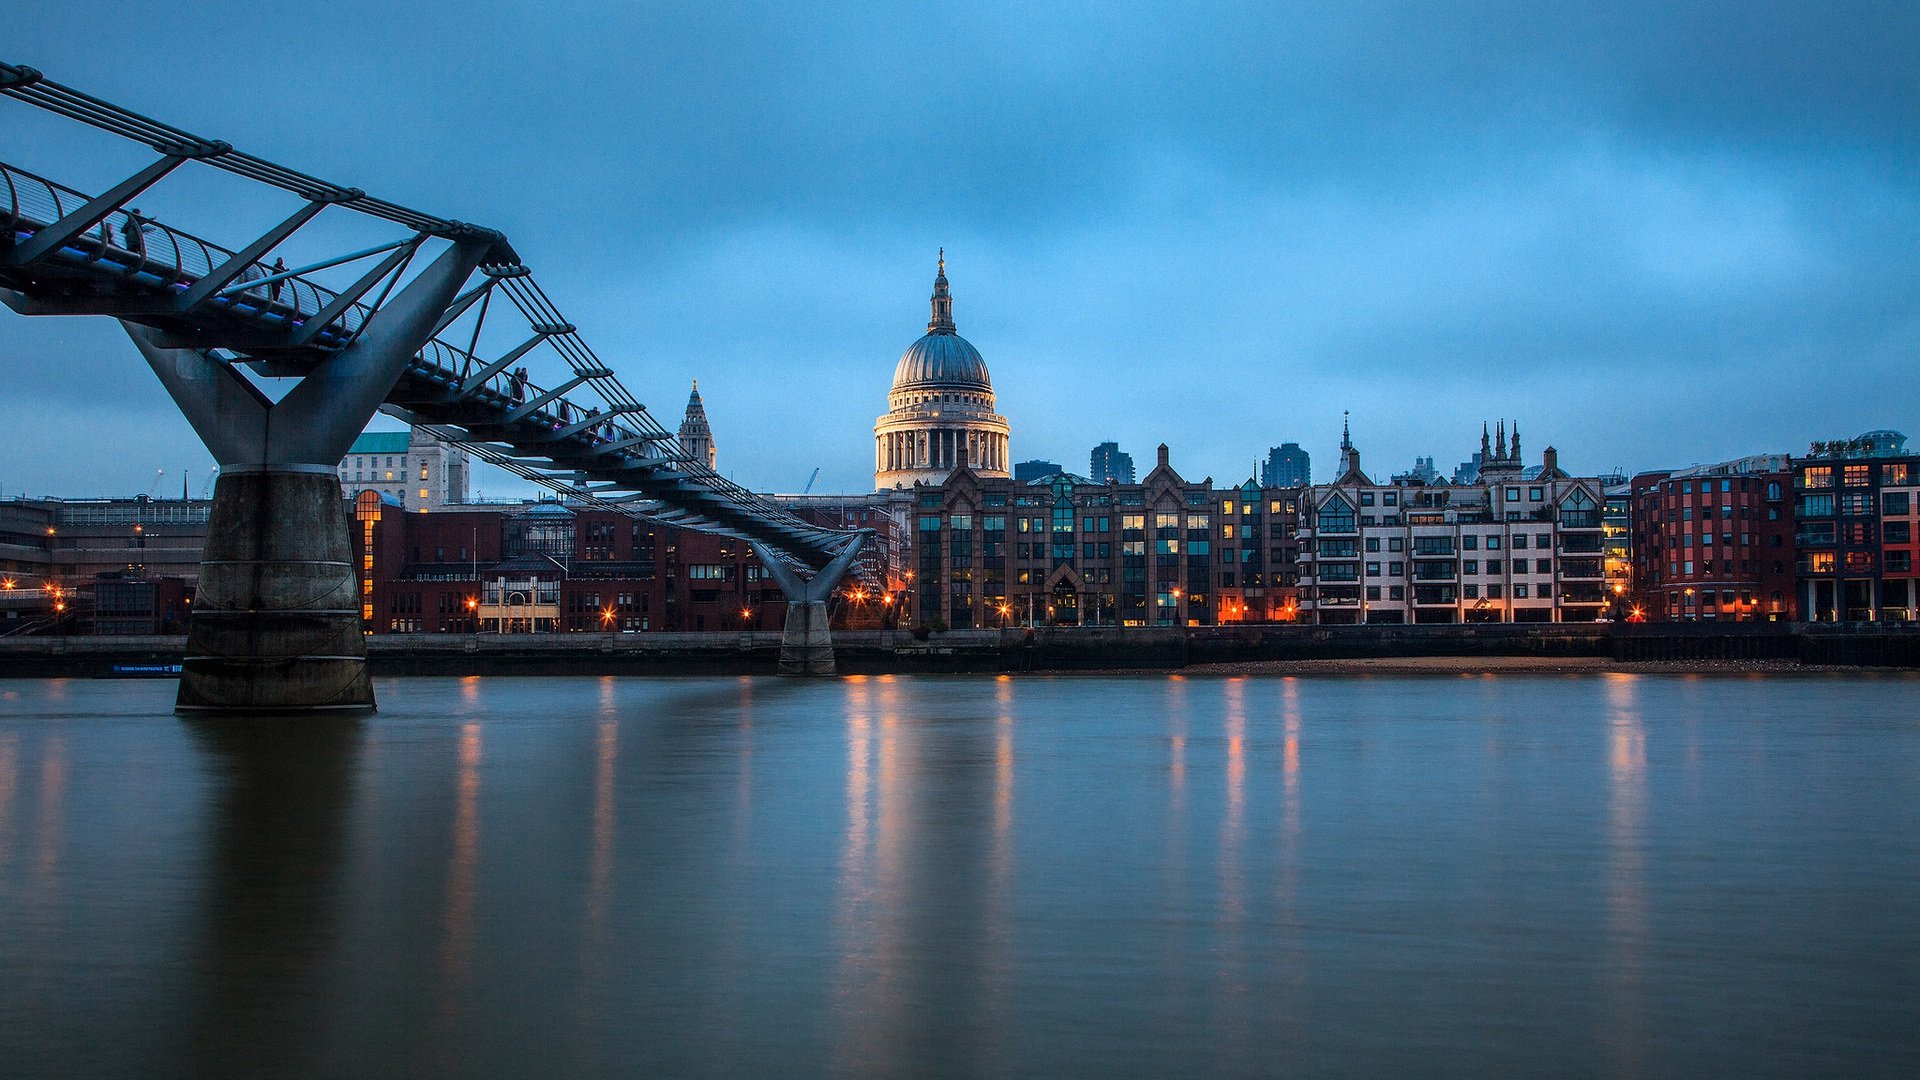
[1629,455,1796,622]
[1789,431,1920,621]
[894,445,1304,629]
[1293,421,1609,623]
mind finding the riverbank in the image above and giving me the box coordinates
[5,623,1920,678]
[1178,655,1891,676]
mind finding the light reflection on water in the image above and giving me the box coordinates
[1,673,1918,1079]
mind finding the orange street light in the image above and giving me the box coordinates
[1,578,13,590]
[740,607,753,620]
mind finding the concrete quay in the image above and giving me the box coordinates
[5,623,1920,679]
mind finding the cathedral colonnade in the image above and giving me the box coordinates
[877,429,1009,474]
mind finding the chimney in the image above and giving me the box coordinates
[1543,445,1558,476]
[1157,444,1169,468]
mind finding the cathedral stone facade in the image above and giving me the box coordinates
[873,253,1012,490]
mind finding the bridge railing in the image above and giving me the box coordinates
[1,162,678,467]
[1,160,359,336]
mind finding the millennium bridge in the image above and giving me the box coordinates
[0,61,867,710]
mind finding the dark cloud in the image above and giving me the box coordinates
[3,1,1915,495]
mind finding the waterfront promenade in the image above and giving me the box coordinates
[6,623,1919,678]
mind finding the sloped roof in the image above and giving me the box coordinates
[347,431,412,455]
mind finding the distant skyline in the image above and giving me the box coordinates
[2,2,1915,498]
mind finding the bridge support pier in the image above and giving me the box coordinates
[125,237,490,712]
[751,536,868,676]
[178,467,370,710]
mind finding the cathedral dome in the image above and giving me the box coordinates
[892,331,991,392]
[889,249,991,392]
[873,251,1012,490]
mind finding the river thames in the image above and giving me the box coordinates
[1,673,1916,1078]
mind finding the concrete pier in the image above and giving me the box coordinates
[751,534,869,678]
[177,469,371,710]
[776,600,837,676]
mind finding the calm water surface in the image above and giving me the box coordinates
[1,673,1917,1078]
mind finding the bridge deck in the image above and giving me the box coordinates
[0,157,853,567]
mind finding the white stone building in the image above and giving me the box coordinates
[338,427,470,511]
[1294,421,1609,623]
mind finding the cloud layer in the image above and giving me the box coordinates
[3,1,1915,495]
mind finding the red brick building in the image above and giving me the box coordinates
[1629,456,1796,622]
[348,496,889,635]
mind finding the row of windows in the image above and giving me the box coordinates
[1344,583,1553,601]
[1801,463,1913,488]
[1796,492,1914,518]
[1316,558,1561,578]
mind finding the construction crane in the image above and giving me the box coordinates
[802,468,820,495]
[141,469,164,498]
[200,467,218,499]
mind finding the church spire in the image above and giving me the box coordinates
[1509,421,1521,462]
[1481,421,1491,461]
[1341,410,1351,452]
[678,380,716,471]
[1495,419,1507,460]
[927,248,956,334]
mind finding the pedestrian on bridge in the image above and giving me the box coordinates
[268,258,286,305]
[120,208,148,256]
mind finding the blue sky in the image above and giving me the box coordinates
[2,1,1915,497]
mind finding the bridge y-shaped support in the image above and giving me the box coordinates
[750,535,868,676]
[125,238,491,712]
